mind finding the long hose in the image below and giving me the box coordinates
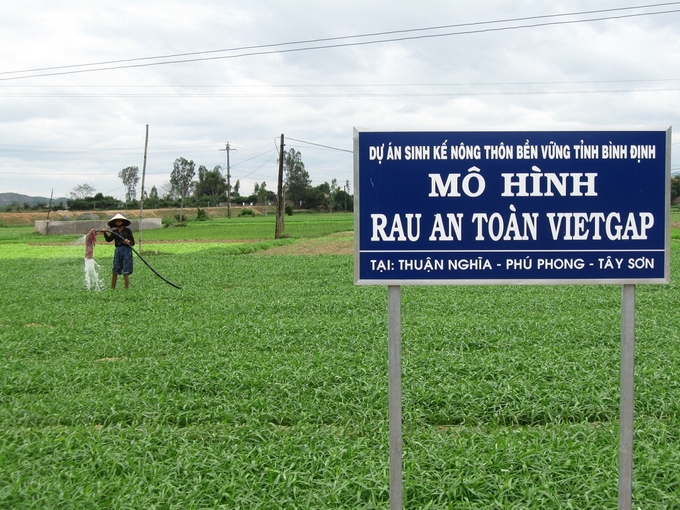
[100,229,182,289]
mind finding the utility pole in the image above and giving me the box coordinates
[138,124,149,252]
[220,142,235,219]
[275,134,285,239]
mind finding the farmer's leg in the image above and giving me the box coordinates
[121,249,133,289]
[112,247,124,289]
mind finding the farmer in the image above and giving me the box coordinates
[101,213,135,289]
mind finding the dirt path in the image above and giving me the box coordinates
[0,206,270,227]
[253,232,353,255]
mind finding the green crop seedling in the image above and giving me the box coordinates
[1,214,680,508]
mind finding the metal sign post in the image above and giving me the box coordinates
[619,284,636,510]
[388,285,402,509]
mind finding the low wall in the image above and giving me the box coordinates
[35,218,162,235]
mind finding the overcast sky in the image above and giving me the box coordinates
[2,0,680,201]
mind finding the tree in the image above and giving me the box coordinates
[233,179,241,198]
[70,183,96,200]
[283,148,311,207]
[256,181,269,205]
[672,175,680,204]
[303,182,330,209]
[328,178,340,212]
[119,166,140,204]
[195,165,226,206]
[160,181,175,201]
[170,157,196,221]
[335,179,353,212]
[92,192,119,209]
[149,186,159,208]
[67,192,120,211]
[343,179,351,212]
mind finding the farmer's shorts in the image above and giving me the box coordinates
[112,246,133,275]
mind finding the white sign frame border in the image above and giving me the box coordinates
[353,127,672,286]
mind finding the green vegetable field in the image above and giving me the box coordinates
[2,213,680,508]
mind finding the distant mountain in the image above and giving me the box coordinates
[0,192,68,207]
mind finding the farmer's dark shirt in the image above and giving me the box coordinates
[104,227,135,247]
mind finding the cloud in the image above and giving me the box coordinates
[1,1,679,199]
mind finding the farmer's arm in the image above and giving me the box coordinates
[126,229,135,246]
[102,230,114,242]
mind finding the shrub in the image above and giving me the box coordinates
[239,208,254,217]
[285,205,294,216]
[196,208,208,221]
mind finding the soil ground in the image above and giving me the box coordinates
[0,206,265,227]
[252,231,353,256]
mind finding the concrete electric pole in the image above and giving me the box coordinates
[219,142,235,219]
[275,134,285,239]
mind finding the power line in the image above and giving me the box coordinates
[3,86,680,98]
[0,141,222,153]
[5,77,680,89]
[228,148,278,168]
[5,2,679,74]
[2,3,679,81]
[4,78,680,101]
[286,137,352,153]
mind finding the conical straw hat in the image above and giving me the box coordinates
[107,213,131,227]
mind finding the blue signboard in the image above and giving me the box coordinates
[354,129,670,285]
